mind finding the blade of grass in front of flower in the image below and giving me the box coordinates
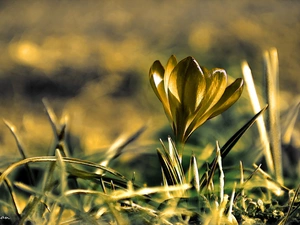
[3,120,35,186]
[242,61,274,174]
[264,48,283,185]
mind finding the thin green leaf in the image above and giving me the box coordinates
[0,156,128,185]
[220,105,268,159]
[43,99,69,156]
[278,185,300,225]
[43,98,59,139]
[200,106,268,190]
[217,142,224,202]
[187,153,200,192]
[242,61,274,174]
[234,164,262,204]
[56,149,67,196]
[158,138,185,186]
[1,175,21,219]
[203,151,219,192]
[157,148,177,185]
[264,48,283,184]
[3,120,35,186]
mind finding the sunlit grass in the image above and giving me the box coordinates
[0,51,299,225]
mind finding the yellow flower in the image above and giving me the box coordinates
[149,55,244,143]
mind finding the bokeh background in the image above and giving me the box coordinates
[0,1,299,175]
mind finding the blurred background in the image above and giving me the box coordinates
[0,1,299,176]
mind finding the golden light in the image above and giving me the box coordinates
[10,41,41,66]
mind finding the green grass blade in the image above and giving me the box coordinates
[1,175,21,219]
[43,98,69,156]
[217,142,224,202]
[279,184,300,225]
[242,61,274,173]
[264,48,283,184]
[100,125,146,168]
[199,106,268,190]
[220,105,268,159]
[187,153,200,192]
[157,138,185,187]
[3,120,35,186]
[157,148,177,185]
[55,149,67,196]
[14,182,100,225]
[0,156,129,186]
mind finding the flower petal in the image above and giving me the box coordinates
[149,60,165,100]
[168,91,186,141]
[168,57,206,114]
[208,78,244,119]
[164,55,177,94]
[149,60,173,120]
[185,68,228,137]
[167,56,206,142]
[197,68,228,116]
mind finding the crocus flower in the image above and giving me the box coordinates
[149,55,244,144]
